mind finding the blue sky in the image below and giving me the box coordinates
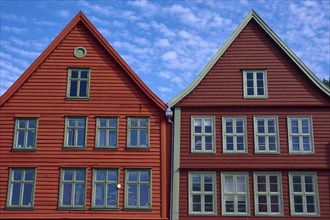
[1,0,329,102]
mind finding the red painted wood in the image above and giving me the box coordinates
[177,20,330,107]
[0,13,170,220]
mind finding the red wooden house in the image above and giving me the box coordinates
[0,12,170,219]
[168,10,330,220]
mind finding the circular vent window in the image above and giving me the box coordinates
[74,46,87,58]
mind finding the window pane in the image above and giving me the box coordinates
[236,119,244,133]
[78,119,85,127]
[237,176,246,192]
[25,170,34,181]
[224,176,233,193]
[225,195,234,212]
[95,183,105,206]
[140,184,150,206]
[109,119,117,128]
[28,120,36,129]
[226,136,233,151]
[140,171,149,182]
[257,120,265,133]
[71,71,78,78]
[226,119,233,133]
[205,136,213,150]
[130,130,138,146]
[74,183,85,206]
[292,137,300,151]
[98,130,106,146]
[18,120,26,128]
[77,130,85,146]
[130,119,138,127]
[140,119,148,128]
[268,120,275,133]
[194,136,202,150]
[11,183,21,205]
[204,175,213,191]
[26,131,35,148]
[294,196,303,213]
[237,195,246,212]
[192,176,201,192]
[128,171,137,181]
[247,88,254,95]
[70,80,78,97]
[64,170,73,180]
[67,129,75,146]
[194,119,202,133]
[301,119,309,133]
[22,183,33,206]
[204,195,213,212]
[303,137,311,151]
[109,130,117,146]
[17,131,25,147]
[291,120,299,133]
[99,119,107,127]
[258,136,266,151]
[247,80,254,87]
[107,171,117,181]
[68,119,76,127]
[13,170,22,180]
[140,129,148,146]
[237,136,244,150]
[257,88,264,95]
[204,119,212,133]
[62,183,72,205]
[192,195,201,212]
[128,184,137,206]
[79,81,87,97]
[107,183,117,206]
[76,170,85,181]
[80,71,88,78]
[96,170,106,181]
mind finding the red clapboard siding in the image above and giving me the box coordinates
[176,20,330,107]
[180,108,330,170]
[179,170,330,219]
[0,13,170,219]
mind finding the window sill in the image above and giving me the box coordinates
[243,96,268,99]
[90,207,119,210]
[188,212,217,216]
[63,147,87,150]
[5,206,34,210]
[65,97,90,101]
[94,147,118,150]
[57,207,86,211]
[126,147,150,150]
[190,151,216,154]
[124,207,152,211]
[12,148,36,152]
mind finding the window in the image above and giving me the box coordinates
[254,116,279,153]
[125,169,151,209]
[221,172,249,216]
[64,117,87,148]
[243,70,267,98]
[59,169,86,209]
[95,118,118,148]
[6,168,36,209]
[191,117,215,153]
[254,172,282,215]
[288,116,314,154]
[222,117,247,153]
[92,169,119,209]
[127,117,149,148]
[66,68,90,99]
[13,119,38,150]
[289,172,319,216]
[188,172,216,215]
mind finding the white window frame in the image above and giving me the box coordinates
[253,172,283,216]
[254,116,280,154]
[222,116,247,153]
[95,117,118,149]
[66,68,91,99]
[243,69,268,98]
[6,168,36,209]
[221,172,250,216]
[13,118,38,150]
[287,116,314,154]
[127,117,150,148]
[188,171,217,215]
[191,116,216,153]
[92,169,119,209]
[288,172,320,216]
[64,117,88,148]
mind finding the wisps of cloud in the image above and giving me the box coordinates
[1,26,28,34]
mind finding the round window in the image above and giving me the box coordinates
[74,46,87,58]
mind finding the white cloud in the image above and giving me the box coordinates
[158,86,172,93]
[77,0,113,16]
[127,0,158,16]
[57,9,70,18]
[1,26,28,34]
[0,51,30,68]
[1,13,27,22]
[154,38,171,48]
[161,51,178,62]
[2,44,40,57]
[34,20,57,26]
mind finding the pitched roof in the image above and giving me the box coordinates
[0,11,167,110]
[167,10,330,107]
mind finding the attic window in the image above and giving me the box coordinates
[74,47,87,58]
[243,70,268,99]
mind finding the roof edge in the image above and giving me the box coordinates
[167,10,330,107]
[1,11,167,110]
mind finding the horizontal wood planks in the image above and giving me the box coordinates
[0,21,169,219]
[177,20,330,107]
